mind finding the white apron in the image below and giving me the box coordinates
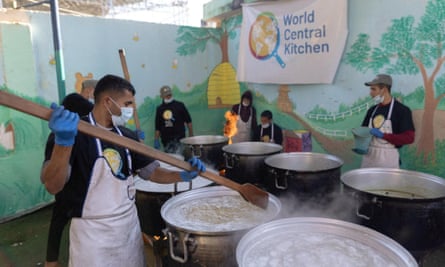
[69,114,145,267]
[361,98,399,168]
[231,105,252,143]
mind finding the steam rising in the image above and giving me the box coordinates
[273,190,358,223]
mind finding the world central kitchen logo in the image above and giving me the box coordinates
[249,10,329,68]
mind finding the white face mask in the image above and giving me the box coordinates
[261,123,270,128]
[164,97,174,104]
[242,100,249,107]
[108,98,134,126]
[112,107,133,126]
[373,94,384,104]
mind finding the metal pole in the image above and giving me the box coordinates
[49,0,66,103]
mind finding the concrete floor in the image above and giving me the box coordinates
[1,204,445,267]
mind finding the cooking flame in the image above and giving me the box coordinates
[224,110,238,144]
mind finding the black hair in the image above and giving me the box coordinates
[62,93,93,116]
[94,74,135,101]
[261,110,273,119]
[241,90,253,102]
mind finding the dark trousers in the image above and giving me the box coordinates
[46,205,70,262]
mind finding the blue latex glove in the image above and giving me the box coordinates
[49,103,79,146]
[370,128,384,138]
[180,157,206,182]
[154,139,161,149]
[135,129,145,140]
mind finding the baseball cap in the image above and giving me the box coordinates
[364,74,392,86]
[160,86,172,98]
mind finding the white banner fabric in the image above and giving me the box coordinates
[237,0,348,84]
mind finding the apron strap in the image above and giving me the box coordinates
[88,113,133,171]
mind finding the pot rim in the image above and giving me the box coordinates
[341,168,445,200]
[264,152,344,173]
[236,217,418,267]
[180,135,229,145]
[222,142,282,156]
[161,186,281,235]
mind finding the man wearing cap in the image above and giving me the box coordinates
[360,74,415,168]
[154,85,193,153]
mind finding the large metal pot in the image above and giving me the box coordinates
[222,142,282,184]
[135,158,213,236]
[181,135,228,170]
[236,217,417,267]
[341,168,445,254]
[264,152,343,202]
[161,186,281,267]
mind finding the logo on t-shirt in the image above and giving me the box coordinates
[373,114,385,129]
[162,109,174,127]
[103,148,124,179]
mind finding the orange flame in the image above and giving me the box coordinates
[224,110,238,144]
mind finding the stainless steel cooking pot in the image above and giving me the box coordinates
[135,157,212,236]
[181,135,228,170]
[222,142,282,185]
[341,168,445,254]
[236,217,418,267]
[264,152,343,202]
[161,186,281,267]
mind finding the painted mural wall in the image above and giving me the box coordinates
[1,0,444,221]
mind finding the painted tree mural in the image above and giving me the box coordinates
[176,16,242,108]
[344,0,445,162]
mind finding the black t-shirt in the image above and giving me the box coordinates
[155,100,192,142]
[361,99,415,134]
[44,117,154,218]
[253,123,283,145]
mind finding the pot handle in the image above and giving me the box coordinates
[167,231,193,264]
[190,145,203,158]
[273,169,288,190]
[354,193,381,220]
[174,181,192,194]
[224,153,238,169]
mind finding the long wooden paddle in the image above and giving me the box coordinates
[0,90,269,209]
[118,48,142,132]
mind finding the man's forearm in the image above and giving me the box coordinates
[383,130,415,146]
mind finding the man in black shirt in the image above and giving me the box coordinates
[41,75,205,266]
[253,110,283,145]
[45,79,97,267]
[360,74,415,168]
[154,86,193,153]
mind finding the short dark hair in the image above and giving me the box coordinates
[261,110,273,119]
[94,74,135,101]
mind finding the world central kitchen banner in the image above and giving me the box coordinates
[237,0,348,84]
